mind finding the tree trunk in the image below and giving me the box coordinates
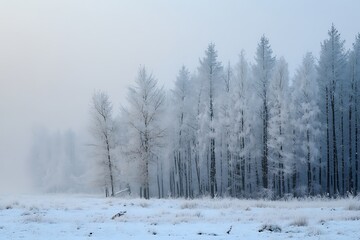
[194,150,201,195]
[105,137,114,197]
[210,137,216,198]
[349,87,353,194]
[341,99,345,195]
[209,79,217,198]
[307,129,312,196]
[262,97,269,189]
[326,87,331,195]
[319,146,322,195]
[355,91,359,195]
[331,92,339,195]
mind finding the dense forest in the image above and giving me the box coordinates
[30,25,360,199]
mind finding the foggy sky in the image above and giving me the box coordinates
[1,0,360,193]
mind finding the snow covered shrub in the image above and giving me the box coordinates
[28,206,39,212]
[258,224,282,232]
[139,202,149,208]
[319,219,326,225]
[23,214,44,224]
[255,202,270,208]
[21,211,32,216]
[344,215,360,221]
[194,211,203,218]
[3,200,19,210]
[147,229,157,235]
[283,193,294,201]
[180,201,198,209]
[290,217,308,226]
[92,216,107,223]
[346,202,360,211]
[308,227,322,236]
[5,205,13,210]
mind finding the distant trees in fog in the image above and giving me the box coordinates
[29,128,85,192]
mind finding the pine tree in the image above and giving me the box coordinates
[197,43,223,198]
[219,62,232,196]
[253,36,276,191]
[170,66,194,198]
[229,51,253,197]
[317,25,347,195]
[348,34,360,195]
[292,53,321,195]
[268,57,291,198]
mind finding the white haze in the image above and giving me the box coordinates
[0,0,359,193]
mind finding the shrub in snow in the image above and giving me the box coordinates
[194,211,203,218]
[255,202,270,208]
[5,205,12,210]
[180,202,198,209]
[23,215,44,224]
[147,229,157,235]
[2,200,20,210]
[290,217,308,227]
[258,224,282,232]
[308,227,322,236]
[21,211,32,216]
[28,206,39,212]
[344,215,360,221]
[346,202,360,211]
[319,219,326,225]
[139,202,149,208]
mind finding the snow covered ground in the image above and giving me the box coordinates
[0,195,359,239]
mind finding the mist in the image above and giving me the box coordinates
[1,0,360,194]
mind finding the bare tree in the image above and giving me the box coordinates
[124,66,165,199]
[90,91,116,197]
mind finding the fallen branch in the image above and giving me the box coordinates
[111,211,126,220]
[197,232,218,236]
[226,225,232,234]
[114,188,129,196]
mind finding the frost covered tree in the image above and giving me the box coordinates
[268,57,291,198]
[89,91,117,197]
[217,62,232,196]
[197,43,223,198]
[80,26,360,199]
[317,25,347,195]
[229,51,253,197]
[253,36,276,191]
[292,53,321,195]
[192,71,204,195]
[348,34,360,195]
[124,66,165,199]
[169,65,196,198]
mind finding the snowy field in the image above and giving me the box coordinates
[0,195,360,239]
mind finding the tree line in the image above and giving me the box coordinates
[90,25,360,199]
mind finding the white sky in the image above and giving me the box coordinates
[1,0,360,192]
